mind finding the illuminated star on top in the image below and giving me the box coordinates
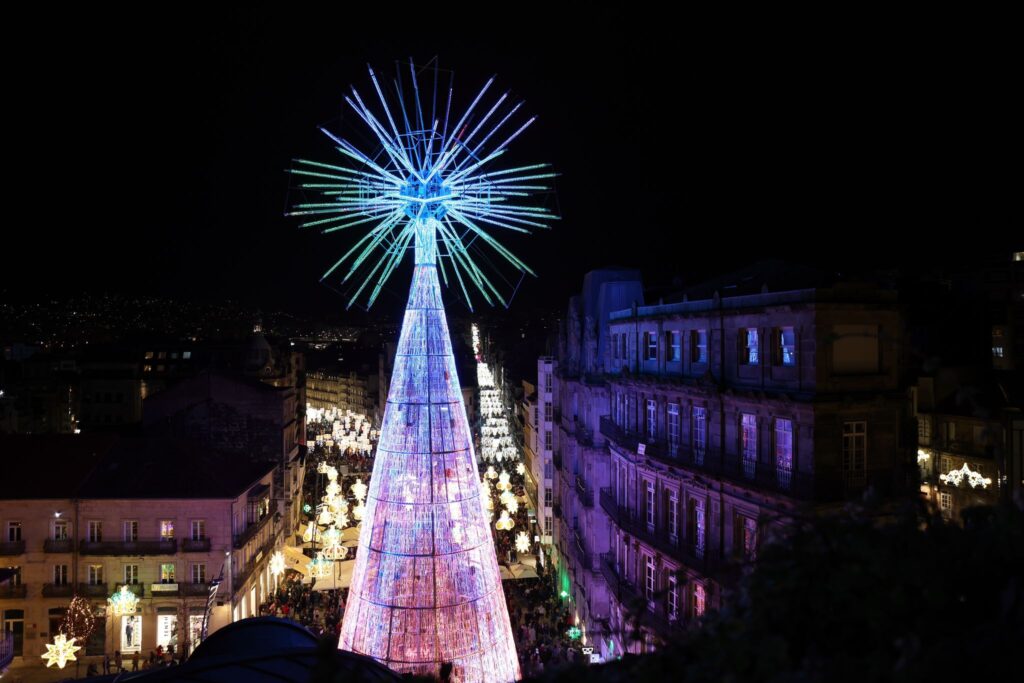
[288,60,558,310]
[42,633,81,669]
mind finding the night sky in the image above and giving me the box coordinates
[5,7,1016,320]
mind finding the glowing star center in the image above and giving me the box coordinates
[400,174,453,220]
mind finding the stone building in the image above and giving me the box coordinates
[550,267,914,659]
[0,434,285,677]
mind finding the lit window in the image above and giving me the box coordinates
[692,406,707,463]
[160,563,175,583]
[939,492,952,518]
[160,520,174,539]
[667,403,680,454]
[1014,251,1023,262]
[740,328,759,365]
[144,351,154,359]
[667,330,681,362]
[143,365,152,372]
[992,346,1004,358]
[644,332,658,361]
[692,329,708,364]
[741,413,757,478]
[777,327,796,366]
[183,351,192,359]
[774,418,793,489]
[646,399,657,439]
[693,583,706,617]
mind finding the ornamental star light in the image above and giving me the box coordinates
[42,633,81,669]
[269,550,286,580]
[288,59,557,311]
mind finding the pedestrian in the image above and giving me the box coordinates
[115,650,122,672]
[103,652,111,674]
[133,650,140,670]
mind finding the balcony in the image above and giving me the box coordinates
[80,539,177,555]
[571,528,592,570]
[42,583,75,598]
[599,552,684,637]
[599,416,899,502]
[181,582,211,597]
[0,540,25,556]
[600,488,724,576]
[0,584,27,599]
[575,474,594,508]
[150,582,180,597]
[78,583,108,598]
[182,538,212,552]
[233,500,278,549]
[44,539,75,553]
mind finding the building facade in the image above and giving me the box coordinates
[0,435,286,677]
[550,270,913,659]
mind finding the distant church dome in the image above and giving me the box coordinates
[246,321,273,374]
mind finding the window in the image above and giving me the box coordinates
[192,563,206,584]
[776,327,796,366]
[53,520,68,540]
[692,406,707,463]
[88,565,103,586]
[692,329,708,364]
[88,521,102,543]
[123,520,138,542]
[160,563,175,583]
[918,417,931,445]
[544,515,552,535]
[544,372,552,392]
[544,431,552,451]
[668,490,679,539]
[667,403,680,454]
[160,520,175,539]
[124,564,139,585]
[144,351,154,360]
[645,554,655,603]
[646,399,657,440]
[740,328,759,365]
[182,351,192,359]
[693,499,706,558]
[644,332,658,361]
[53,564,69,586]
[842,421,867,487]
[544,402,552,422]
[832,325,879,374]
[544,487,553,505]
[693,583,706,617]
[741,413,757,478]
[992,346,1004,358]
[939,492,953,519]
[645,481,655,529]
[191,520,206,541]
[667,330,681,362]
[738,515,757,560]
[668,575,679,621]
[612,333,619,360]
[620,335,627,361]
[774,418,793,489]
[6,522,21,542]
[3,608,24,656]
[543,460,553,480]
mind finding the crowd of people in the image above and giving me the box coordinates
[258,574,346,641]
[502,563,584,677]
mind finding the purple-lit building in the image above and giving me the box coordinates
[551,266,913,658]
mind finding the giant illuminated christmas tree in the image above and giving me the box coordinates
[289,61,556,681]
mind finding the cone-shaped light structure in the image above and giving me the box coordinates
[338,219,520,681]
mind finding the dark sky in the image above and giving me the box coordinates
[4,7,1017,320]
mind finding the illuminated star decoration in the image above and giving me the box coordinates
[42,633,81,669]
[288,60,558,311]
[107,585,139,617]
[566,626,582,640]
[270,550,286,580]
[515,531,530,554]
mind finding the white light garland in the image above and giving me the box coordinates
[939,463,992,489]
